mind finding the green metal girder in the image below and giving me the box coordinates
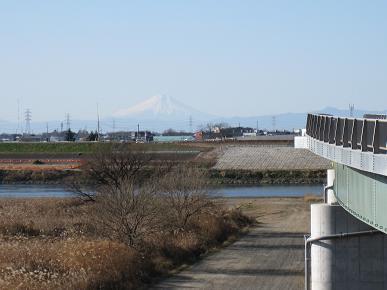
[334,163,387,233]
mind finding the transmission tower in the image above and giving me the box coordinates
[65,113,71,131]
[25,109,32,135]
[16,99,21,135]
[96,104,100,141]
[349,104,355,117]
[272,116,276,132]
[189,115,193,132]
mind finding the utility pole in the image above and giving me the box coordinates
[97,103,100,141]
[25,109,32,135]
[256,120,259,134]
[137,123,140,139]
[46,123,49,142]
[60,122,63,132]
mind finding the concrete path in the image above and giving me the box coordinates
[152,198,309,290]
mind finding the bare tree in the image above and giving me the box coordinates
[86,144,151,187]
[158,165,213,231]
[73,145,215,249]
[94,180,161,249]
[71,144,152,202]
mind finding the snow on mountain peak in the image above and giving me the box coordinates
[114,95,211,119]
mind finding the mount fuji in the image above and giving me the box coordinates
[111,95,215,131]
[114,95,214,121]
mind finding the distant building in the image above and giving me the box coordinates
[194,131,204,142]
[195,127,256,141]
[294,129,308,149]
[154,135,194,142]
[20,134,43,142]
[42,130,65,142]
[0,134,20,142]
[363,114,387,120]
[107,131,154,142]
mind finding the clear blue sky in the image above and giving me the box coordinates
[0,0,386,122]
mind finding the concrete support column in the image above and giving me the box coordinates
[326,169,337,204]
[310,203,387,290]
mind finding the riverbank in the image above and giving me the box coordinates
[209,169,326,184]
[0,170,77,184]
[0,145,331,185]
[0,168,327,186]
[0,195,318,290]
[0,197,253,290]
[153,196,318,290]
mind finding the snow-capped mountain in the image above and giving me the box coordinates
[114,95,214,121]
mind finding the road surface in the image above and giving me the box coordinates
[152,197,310,290]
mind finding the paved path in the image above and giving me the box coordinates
[152,198,309,290]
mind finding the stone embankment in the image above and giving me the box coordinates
[209,146,331,184]
[214,146,331,171]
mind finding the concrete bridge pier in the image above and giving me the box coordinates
[310,203,387,290]
[306,113,387,290]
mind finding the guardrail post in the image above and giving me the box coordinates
[361,120,367,152]
[351,119,358,150]
[373,120,380,154]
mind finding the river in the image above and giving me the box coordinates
[0,184,323,198]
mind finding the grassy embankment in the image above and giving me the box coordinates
[0,198,252,290]
[0,167,327,185]
[209,169,327,185]
[0,142,211,154]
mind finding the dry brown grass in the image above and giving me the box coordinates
[0,198,252,289]
[303,194,323,203]
[0,198,94,238]
[0,238,138,290]
[0,198,140,289]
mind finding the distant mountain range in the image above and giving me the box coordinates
[114,95,215,121]
[1,96,386,134]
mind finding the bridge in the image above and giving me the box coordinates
[305,113,387,290]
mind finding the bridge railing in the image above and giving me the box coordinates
[306,113,387,154]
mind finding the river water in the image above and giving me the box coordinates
[0,184,323,198]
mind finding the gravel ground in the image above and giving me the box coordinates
[152,197,310,290]
[214,146,331,171]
